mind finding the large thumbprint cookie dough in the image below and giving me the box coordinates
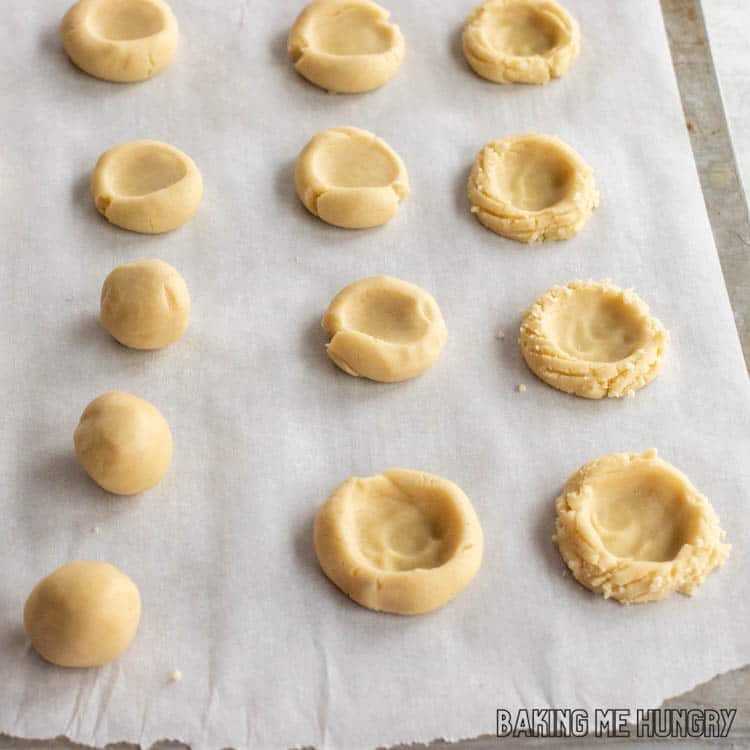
[555,450,730,604]
[74,391,173,495]
[295,126,409,229]
[463,0,579,84]
[100,259,190,350]
[24,561,141,667]
[61,0,179,82]
[321,275,447,382]
[468,133,598,242]
[288,0,404,93]
[315,469,484,614]
[91,140,203,234]
[519,280,668,399]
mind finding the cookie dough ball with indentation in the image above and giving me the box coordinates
[74,391,173,495]
[288,0,404,93]
[321,275,447,382]
[315,469,483,614]
[91,140,202,234]
[520,280,668,398]
[463,0,579,84]
[555,450,730,604]
[61,0,179,83]
[295,127,408,229]
[24,561,141,667]
[100,259,190,349]
[468,133,598,242]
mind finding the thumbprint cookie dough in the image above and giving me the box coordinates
[74,391,173,495]
[295,126,408,229]
[468,133,598,242]
[61,0,179,82]
[288,0,405,93]
[315,469,483,614]
[462,0,580,84]
[100,259,190,349]
[321,275,447,382]
[520,280,668,399]
[24,561,141,667]
[555,450,730,604]
[91,140,202,234]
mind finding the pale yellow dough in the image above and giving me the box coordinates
[295,126,409,229]
[91,140,202,234]
[74,391,173,495]
[314,469,484,614]
[100,259,190,349]
[555,450,730,604]
[520,280,668,399]
[24,561,141,667]
[288,0,404,93]
[463,0,579,84]
[321,275,447,382]
[468,133,598,242]
[61,0,178,83]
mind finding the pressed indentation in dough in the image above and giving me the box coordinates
[350,488,454,571]
[90,0,165,41]
[542,289,648,362]
[482,4,562,56]
[314,136,400,188]
[588,469,700,562]
[109,145,187,197]
[486,142,574,211]
[341,288,429,343]
[308,7,391,55]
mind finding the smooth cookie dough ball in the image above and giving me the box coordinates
[61,0,179,83]
[24,561,141,667]
[91,140,202,234]
[288,0,405,93]
[315,469,484,614]
[463,0,580,84]
[468,133,598,242]
[101,259,190,349]
[74,391,173,495]
[322,275,447,382]
[520,280,668,399]
[295,126,409,229]
[555,450,730,604]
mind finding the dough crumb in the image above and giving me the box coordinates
[169,669,183,682]
[517,384,527,393]
[495,328,505,340]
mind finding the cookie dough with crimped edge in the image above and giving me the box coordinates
[554,450,730,604]
[295,126,409,229]
[288,0,405,93]
[314,469,484,614]
[520,280,668,399]
[462,0,580,85]
[61,0,179,83]
[321,275,447,382]
[91,140,202,234]
[468,133,598,242]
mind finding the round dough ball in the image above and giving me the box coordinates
[100,259,190,350]
[315,469,483,614]
[321,275,447,382]
[288,0,405,93]
[24,561,141,667]
[295,126,409,229]
[91,140,203,234]
[462,0,580,84]
[519,280,669,399]
[74,391,173,495]
[555,450,730,604]
[61,0,179,83]
[468,133,598,242]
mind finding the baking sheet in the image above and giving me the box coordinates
[2,1,750,748]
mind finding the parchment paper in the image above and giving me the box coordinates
[1,1,749,748]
